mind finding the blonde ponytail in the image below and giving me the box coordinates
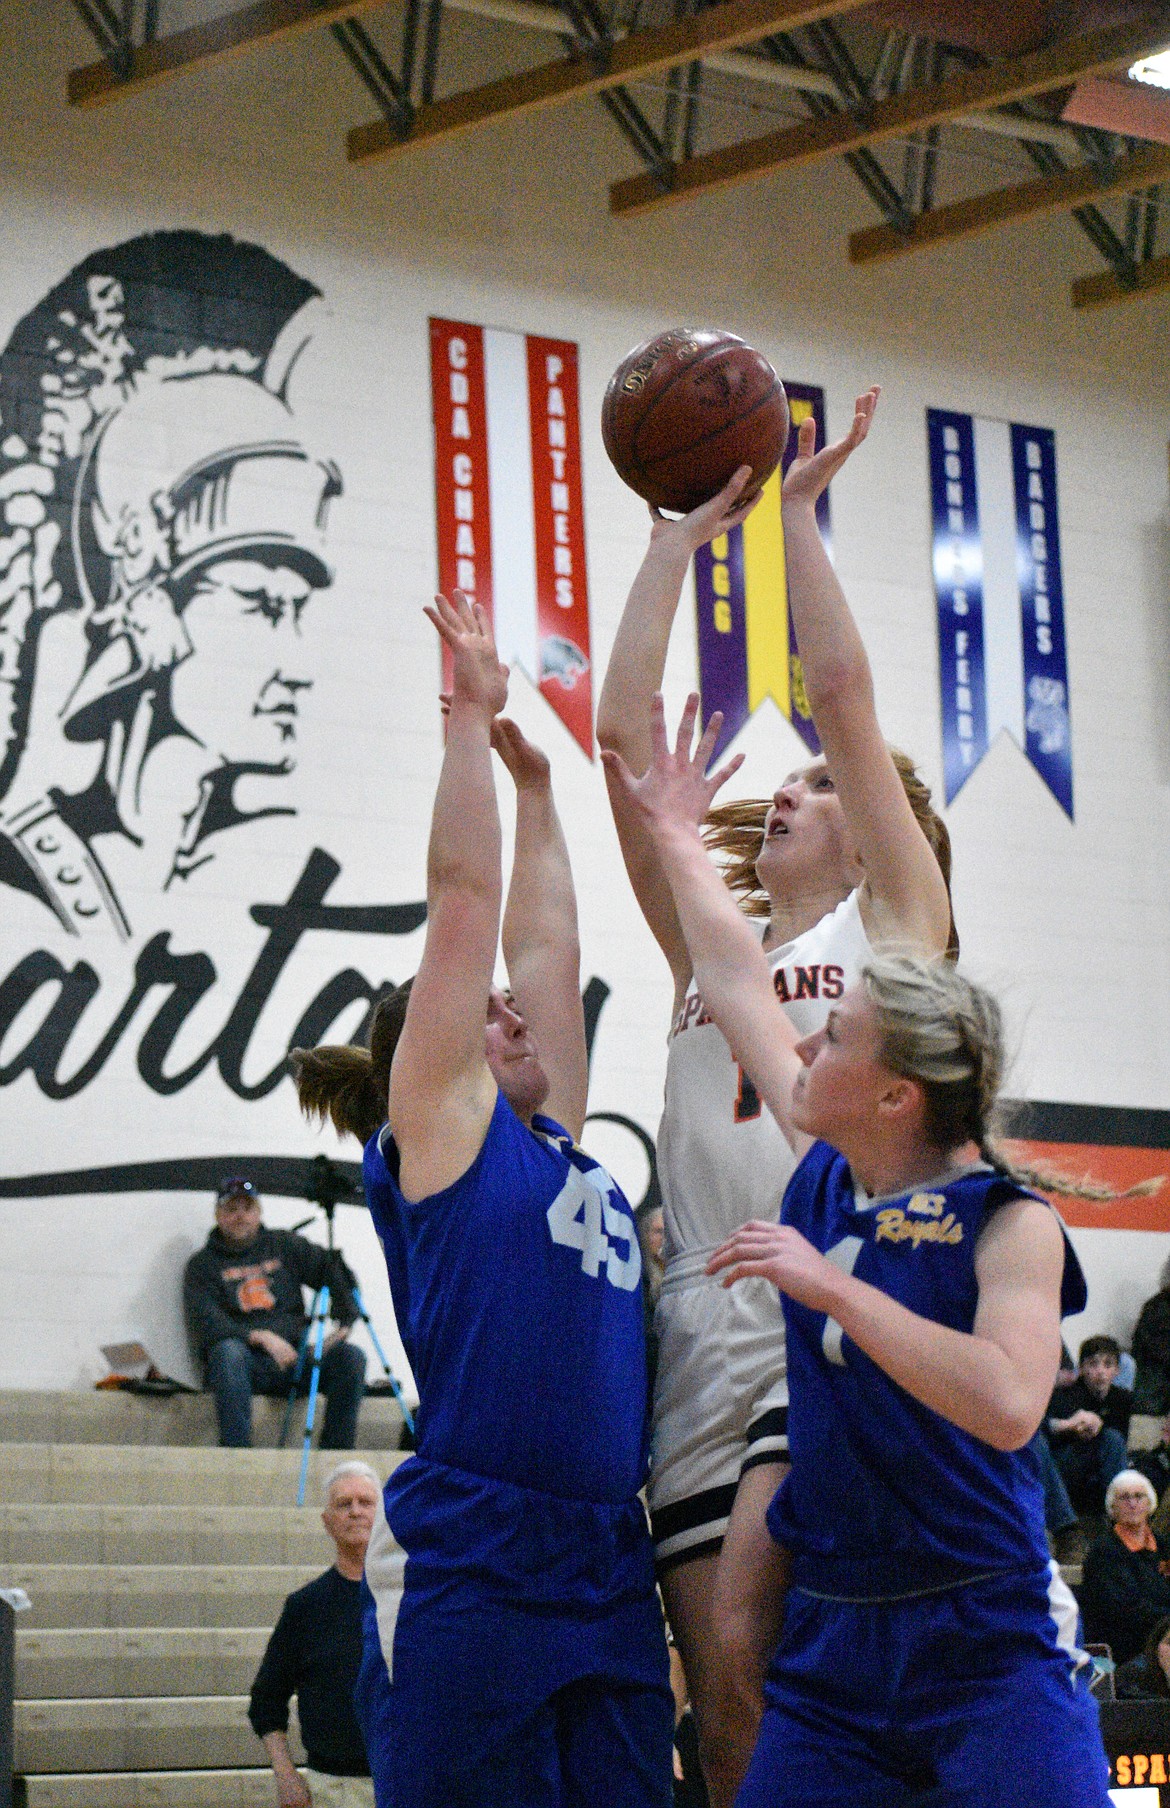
[862,953,1162,1205]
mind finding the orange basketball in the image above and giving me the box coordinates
[602,328,789,514]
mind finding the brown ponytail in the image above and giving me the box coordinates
[289,978,414,1146]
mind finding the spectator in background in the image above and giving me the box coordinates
[1132,1414,1170,1510]
[1047,1334,1132,1516]
[1081,1471,1170,1666]
[250,1460,381,1807]
[1115,1613,1170,1701]
[1133,1260,1170,1415]
[1032,1429,1085,1566]
[184,1177,366,1449]
[1035,1340,1085,1565]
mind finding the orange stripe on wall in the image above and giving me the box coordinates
[1006,1140,1170,1231]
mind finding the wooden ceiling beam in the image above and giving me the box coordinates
[609,11,1170,216]
[346,0,868,162]
[1072,248,1170,306]
[68,0,386,108]
[849,140,1170,263]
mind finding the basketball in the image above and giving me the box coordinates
[601,328,790,515]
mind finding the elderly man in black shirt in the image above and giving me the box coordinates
[250,1459,381,1806]
[184,1176,366,1448]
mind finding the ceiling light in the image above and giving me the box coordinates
[1130,50,1170,89]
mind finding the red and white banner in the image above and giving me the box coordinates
[430,317,593,755]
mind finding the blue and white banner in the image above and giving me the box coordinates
[927,409,1073,818]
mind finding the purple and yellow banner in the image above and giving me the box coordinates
[694,383,829,759]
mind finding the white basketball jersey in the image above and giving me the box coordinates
[657,889,873,1260]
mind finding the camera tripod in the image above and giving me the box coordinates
[280,1154,416,1506]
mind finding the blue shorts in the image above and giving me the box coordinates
[736,1565,1111,1808]
[360,1653,673,1808]
[357,1462,673,1805]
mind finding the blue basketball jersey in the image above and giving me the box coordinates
[357,1093,670,1802]
[363,1088,648,1506]
[767,1141,1088,1600]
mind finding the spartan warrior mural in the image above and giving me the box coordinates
[0,231,341,938]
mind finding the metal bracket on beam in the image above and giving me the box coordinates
[71,0,133,79]
[551,0,667,179]
[419,0,444,104]
[599,81,670,180]
[557,0,616,65]
[761,26,910,233]
[1023,137,1138,289]
[331,17,415,138]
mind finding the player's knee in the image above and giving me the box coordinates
[694,1710,754,1801]
[712,1600,769,1698]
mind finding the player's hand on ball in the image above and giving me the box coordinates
[782,387,880,511]
[706,1220,839,1311]
[491,716,551,791]
[649,463,758,552]
[601,692,743,835]
[425,590,508,719]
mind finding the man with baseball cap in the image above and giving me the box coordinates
[184,1176,366,1449]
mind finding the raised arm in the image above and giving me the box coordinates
[782,391,951,955]
[709,1196,1065,1451]
[494,717,588,1142]
[389,591,508,1202]
[602,694,805,1150]
[597,470,757,1001]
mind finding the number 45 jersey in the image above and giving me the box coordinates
[363,1089,648,1505]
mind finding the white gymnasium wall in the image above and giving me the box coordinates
[0,5,1166,1389]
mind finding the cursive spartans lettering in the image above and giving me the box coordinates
[0,849,426,1101]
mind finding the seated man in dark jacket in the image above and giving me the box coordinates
[1134,1260,1170,1415]
[184,1176,366,1448]
[250,1460,380,1806]
[1047,1333,1132,1516]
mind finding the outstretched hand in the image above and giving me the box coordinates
[439,696,551,790]
[648,464,760,555]
[424,590,508,719]
[600,691,743,837]
[782,386,880,511]
[706,1220,841,1312]
[491,716,551,790]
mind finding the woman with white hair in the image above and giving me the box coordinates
[1081,1469,1170,1665]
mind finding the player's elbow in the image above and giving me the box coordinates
[982,1393,1044,1452]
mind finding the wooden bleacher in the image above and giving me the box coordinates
[0,1388,407,1806]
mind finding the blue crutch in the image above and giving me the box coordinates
[296,1283,331,1507]
[352,1284,415,1438]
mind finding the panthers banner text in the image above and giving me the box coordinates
[430,317,593,755]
